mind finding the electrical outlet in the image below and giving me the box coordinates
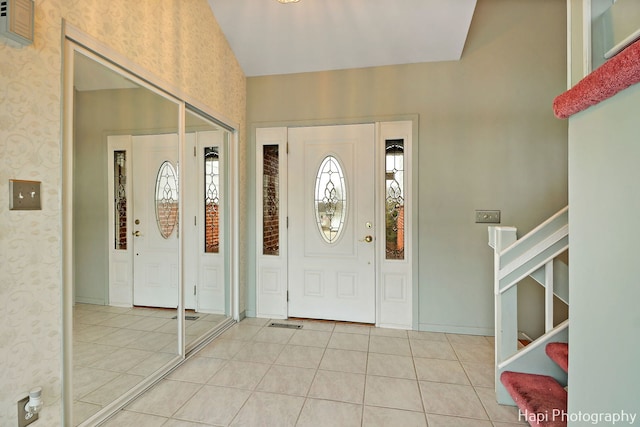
[17,394,38,427]
[475,210,500,224]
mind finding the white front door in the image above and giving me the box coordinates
[132,134,179,308]
[288,124,376,323]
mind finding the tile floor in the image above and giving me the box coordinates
[95,317,528,426]
[73,304,227,425]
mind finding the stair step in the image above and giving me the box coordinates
[500,371,567,427]
[545,342,568,373]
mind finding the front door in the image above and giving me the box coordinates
[132,134,179,308]
[288,124,376,323]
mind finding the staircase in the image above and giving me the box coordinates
[489,206,569,425]
[501,342,568,426]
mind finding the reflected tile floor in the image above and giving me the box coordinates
[73,304,226,425]
[100,318,527,427]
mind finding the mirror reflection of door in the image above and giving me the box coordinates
[132,134,179,308]
[70,45,236,425]
[73,51,182,424]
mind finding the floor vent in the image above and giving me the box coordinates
[269,322,302,329]
[172,315,200,321]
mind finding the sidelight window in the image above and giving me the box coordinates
[113,150,127,250]
[204,147,220,253]
[385,139,405,260]
[262,145,280,255]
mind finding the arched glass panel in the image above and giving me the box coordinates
[155,161,179,239]
[314,155,347,243]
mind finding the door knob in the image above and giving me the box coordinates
[133,230,141,237]
[363,235,373,243]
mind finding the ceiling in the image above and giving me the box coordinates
[207,0,478,77]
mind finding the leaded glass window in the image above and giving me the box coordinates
[114,150,127,250]
[204,147,220,253]
[314,155,347,243]
[155,161,179,239]
[385,140,405,260]
[263,145,279,255]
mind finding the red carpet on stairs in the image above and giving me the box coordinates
[501,371,568,427]
[545,342,568,373]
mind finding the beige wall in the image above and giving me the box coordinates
[246,0,568,334]
[0,0,246,424]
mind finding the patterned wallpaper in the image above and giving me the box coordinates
[0,0,246,424]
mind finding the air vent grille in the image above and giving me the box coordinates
[0,0,34,46]
[269,322,302,329]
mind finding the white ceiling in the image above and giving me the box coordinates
[207,0,478,77]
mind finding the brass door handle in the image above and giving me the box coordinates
[363,235,373,243]
[133,230,142,237]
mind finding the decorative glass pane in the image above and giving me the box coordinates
[204,147,220,253]
[114,150,127,250]
[385,139,405,260]
[155,161,179,239]
[314,155,347,243]
[263,145,279,255]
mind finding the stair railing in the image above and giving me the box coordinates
[489,206,569,402]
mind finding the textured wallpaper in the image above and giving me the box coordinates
[0,0,246,424]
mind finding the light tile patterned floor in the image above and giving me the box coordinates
[73,304,226,425]
[99,317,528,426]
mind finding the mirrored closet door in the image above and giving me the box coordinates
[67,46,234,426]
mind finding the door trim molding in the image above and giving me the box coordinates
[255,120,415,329]
[255,127,289,319]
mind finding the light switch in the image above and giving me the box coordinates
[475,210,500,224]
[9,179,41,210]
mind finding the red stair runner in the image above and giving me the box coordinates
[501,371,567,427]
[545,342,568,373]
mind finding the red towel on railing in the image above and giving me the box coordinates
[553,38,640,119]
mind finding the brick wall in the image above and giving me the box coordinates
[205,202,220,252]
[157,202,179,238]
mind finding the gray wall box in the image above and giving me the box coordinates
[0,0,34,46]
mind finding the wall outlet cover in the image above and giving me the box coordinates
[17,394,38,427]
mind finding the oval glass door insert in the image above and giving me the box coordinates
[314,155,347,243]
[155,160,179,239]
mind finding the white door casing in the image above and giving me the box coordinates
[288,124,376,323]
[255,127,288,319]
[197,131,227,314]
[108,135,133,307]
[255,121,413,328]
